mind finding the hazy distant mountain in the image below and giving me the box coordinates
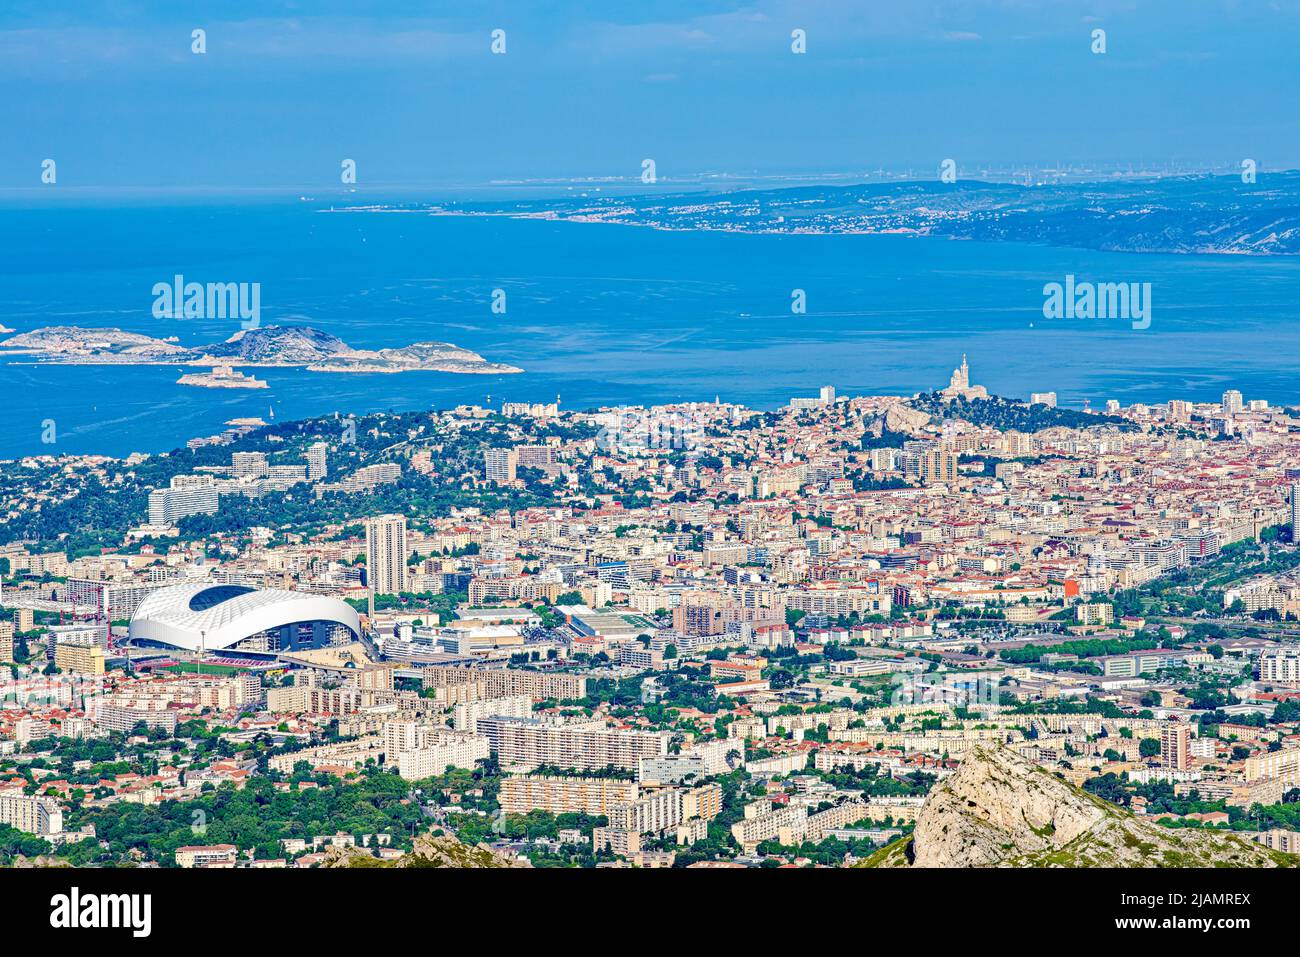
[428,173,1300,256]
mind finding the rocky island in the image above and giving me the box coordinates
[0,324,522,375]
[176,366,269,389]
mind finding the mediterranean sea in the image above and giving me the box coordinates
[3,192,1300,459]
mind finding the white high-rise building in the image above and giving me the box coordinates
[1260,648,1300,686]
[1292,483,1300,542]
[1222,389,1244,415]
[484,448,518,484]
[452,695,533,734]
[305,442,328,481]
[232,451,269,479]
[475,717,669,771]
[148,476,219,525]
[365,514,409,596]
[0,793,63,835]
[1161,724,1192,771]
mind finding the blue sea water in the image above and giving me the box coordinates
[3,193,1300,459]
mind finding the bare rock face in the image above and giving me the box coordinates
[866,745,1295,868]
[207,325,356,363]
[881,402,931,436]
[321,832,530,869]
[11,855,72,868]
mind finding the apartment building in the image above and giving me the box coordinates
[94,701,178,735]
[65,578,161,620]
[266,685,362,715]
[1260,647,1300,685]
[1245,747,1300,787]
[394,734,490,780]
[1161,724,1193,771]
[0,621,15,663]
[175,844,238,868]
[804,799,871,842]
[730,803,809,851]
[420,666,586,701]
[148,476,219,525]
[1251,829,1300,854]
[53,641,105,676]
[365,514,409,597]
[0,793,63,835]
[476,717,669,771]
[267,738,385,774]
[1076,602,1114,627]
[608,787,686,835]
[452,694,533,734]
[485,448,519,484]
[593,783,722,856]
[498,774,640,816]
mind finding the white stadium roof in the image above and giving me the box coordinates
[129,582,360,652]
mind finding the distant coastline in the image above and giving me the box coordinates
[326,172,1300,257]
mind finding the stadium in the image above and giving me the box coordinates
[128,583,361,654]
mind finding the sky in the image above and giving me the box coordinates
[2,0,1299,189]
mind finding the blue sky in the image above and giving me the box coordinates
[3,1,1299,188]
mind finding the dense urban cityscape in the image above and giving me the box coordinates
[3,356,1300,871]
[7,0,1299,944]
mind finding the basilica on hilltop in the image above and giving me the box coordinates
[939,355,989,401]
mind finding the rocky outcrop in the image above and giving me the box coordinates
[11,855,72,868]
[0,325,521,374]
[863,744,1296,868]
[321,831,530,869]
[198,325,354,363]
[880,401,931,436]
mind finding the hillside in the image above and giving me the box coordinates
[862,744,1296,868]
[908,393,1132,432]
